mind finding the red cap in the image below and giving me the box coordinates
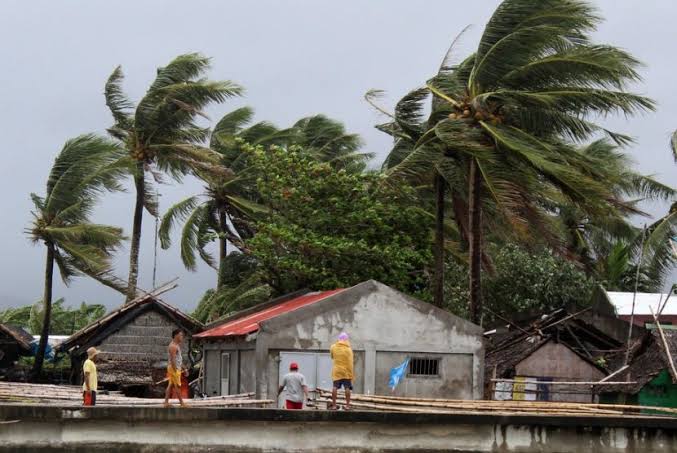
[290,362,299,370]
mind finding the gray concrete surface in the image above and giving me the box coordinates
[1,404,677,452]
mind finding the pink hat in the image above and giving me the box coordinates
[338,332,349,341]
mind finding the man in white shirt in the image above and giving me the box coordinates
[278,362,308,409]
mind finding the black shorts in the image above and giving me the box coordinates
[333,379,353,390]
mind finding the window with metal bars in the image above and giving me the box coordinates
[408,357,440,376]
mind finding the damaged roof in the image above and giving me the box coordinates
[0,323,33,351]
[598,330,677,394]
[485,308,623,379]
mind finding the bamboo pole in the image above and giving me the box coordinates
[650,305,677,380]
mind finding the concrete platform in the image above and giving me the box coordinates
[1,404,677,452]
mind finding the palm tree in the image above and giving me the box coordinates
[637,132,677,286]
[285,115,373,172]
[26,134,126,378]
[159,107,275,288]
[103,53,243,301]
[381,0,654,323]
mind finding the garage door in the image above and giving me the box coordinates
[278,351,332,407]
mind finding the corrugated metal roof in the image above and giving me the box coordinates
[605,291,672,316]
[195,289,344,339]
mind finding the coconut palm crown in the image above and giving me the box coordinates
[378,0,656,322]
[103,53,243,301]
[27,134,126,377]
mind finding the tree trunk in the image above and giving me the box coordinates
[31,243,55,381]
[433,172,445,308]
[217,208,228,290]
[126,161,145,303]
[468,159,483,325]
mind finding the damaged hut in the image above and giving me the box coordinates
[0,323,33,373]
[598,330,677,408]
[58,293,203,394]
[485,307,630,403]
[195,280,485,402]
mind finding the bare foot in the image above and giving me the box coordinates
[163,402,171,408]
[179,402,188,408]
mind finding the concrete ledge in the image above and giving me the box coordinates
[2,404,677,452]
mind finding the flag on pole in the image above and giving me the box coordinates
[388,358,410,391]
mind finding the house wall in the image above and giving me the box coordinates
[638,370,677,409]
[515,341,605,403]
[92,310,189,384]
[202,339,255,396]
[253,281,484,400]
[374,351,474,398]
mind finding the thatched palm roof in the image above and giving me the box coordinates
[0,323,33,352]
[58,293,203,354]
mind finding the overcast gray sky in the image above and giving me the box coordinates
[1,0,675,313]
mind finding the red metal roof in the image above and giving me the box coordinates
[195,289,344,339]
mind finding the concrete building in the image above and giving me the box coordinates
[194,280,485,401]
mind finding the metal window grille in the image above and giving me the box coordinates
[408,358,439,376]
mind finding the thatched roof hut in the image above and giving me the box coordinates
[0,323,33,369]
[58,293,203,388]
[597,330,677,395]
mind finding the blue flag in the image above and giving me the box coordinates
[388,358,410,391]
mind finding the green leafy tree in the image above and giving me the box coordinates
[246,145,432,295]
[26,135,125,377]
[380,0,654,323]
[445,244,596,324]
[103,53,242,301]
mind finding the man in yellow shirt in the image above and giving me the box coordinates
[330,332,354,410]
[82,347,99,406]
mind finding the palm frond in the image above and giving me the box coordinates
[104,65,133,129]
[159,196,201,249]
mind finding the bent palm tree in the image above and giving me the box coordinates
[27,135,126,377]
[383,0,654,322]
[104,53,242,301]
[159,107,274,288]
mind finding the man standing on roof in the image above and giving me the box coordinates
[164,329,186,407]
[82,347,99,406]
[330,332,354,410]
[278,362,308,409]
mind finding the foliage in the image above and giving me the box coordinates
[245,144,432,296]
[0,300,106,335]
[445,244,596,324]
[376,0,657,321]
[104,53,243,300]
[192,252,270,323]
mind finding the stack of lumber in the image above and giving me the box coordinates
[315,389,677,418]
[0,382,273,408]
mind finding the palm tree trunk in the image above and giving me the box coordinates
[217,208,228,290]
[468,159,483,325]
[433,173,446,307]
[126,162,145,302]
[31,242,55,380]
